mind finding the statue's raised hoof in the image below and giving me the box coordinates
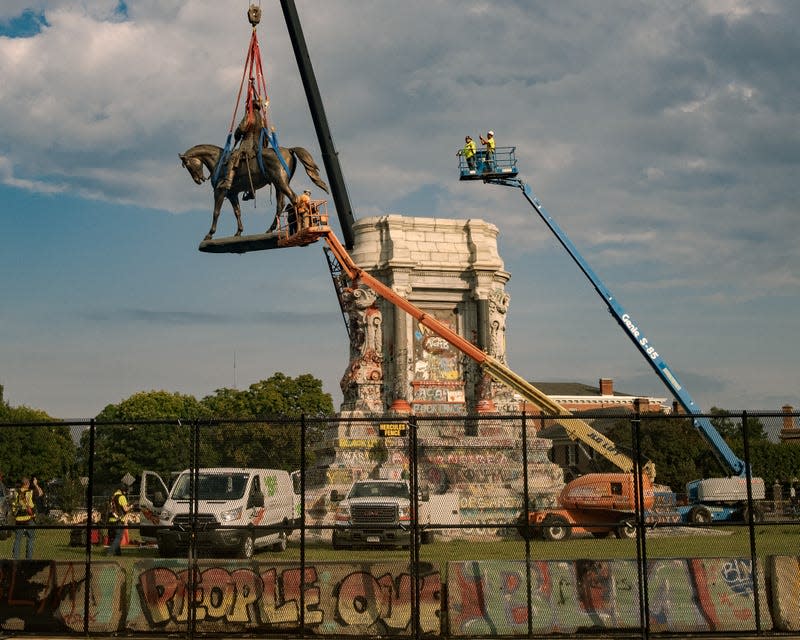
[204,233,213,241]
[235,230,243,237]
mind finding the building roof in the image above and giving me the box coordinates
[531,381,623,396]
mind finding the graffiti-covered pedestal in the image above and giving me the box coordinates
[309,215,564,538]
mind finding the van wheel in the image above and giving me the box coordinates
[271,532,287,552]
[541,515,571,541]
[616,519,637,539]
[239,534,254,559]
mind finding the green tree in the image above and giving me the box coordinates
[0,384,77,485]
[603,415,725,492]
[709,407,768,445]
[200,373,334,470]
[80,390,211,487]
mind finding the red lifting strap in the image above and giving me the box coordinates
[227,28,272,134]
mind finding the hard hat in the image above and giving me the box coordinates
[488,130,494,136]
[303,189,311,195]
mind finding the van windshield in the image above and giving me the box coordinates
[171,472,249,500]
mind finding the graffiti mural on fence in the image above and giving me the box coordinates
[447,558,772,635]
[2,556,786,635]
[127,560,441,634]
[0,560,124,633]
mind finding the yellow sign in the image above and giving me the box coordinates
[379,423,408,437]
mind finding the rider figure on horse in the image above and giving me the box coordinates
[220,93,264,199]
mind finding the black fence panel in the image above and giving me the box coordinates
[1,409,799,638]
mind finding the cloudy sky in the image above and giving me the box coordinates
[1,0,798,420]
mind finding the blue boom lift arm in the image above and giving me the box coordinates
[485,175,747,478]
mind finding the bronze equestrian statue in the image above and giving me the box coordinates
[179,142,328,241]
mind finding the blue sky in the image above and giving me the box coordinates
[1,0,798,420]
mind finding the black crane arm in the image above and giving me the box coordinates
[280,0,357,249]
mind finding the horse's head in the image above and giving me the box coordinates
[179,153,206,185]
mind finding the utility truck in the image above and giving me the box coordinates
[329,479,431,549]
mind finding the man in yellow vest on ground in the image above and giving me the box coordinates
[12,476,43,559]
[106,484,130,556]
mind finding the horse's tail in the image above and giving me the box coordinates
[290,147,329,193]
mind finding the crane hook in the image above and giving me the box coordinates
[247,4,261,28]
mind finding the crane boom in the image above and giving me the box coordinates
[486,176,747,477]
[280,0,356,249]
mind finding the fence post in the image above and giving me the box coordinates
[521,411,533,638]
[188,419,200,638]
[300,414,306,637]
[741,410,762,632]
[83,418,96,636]
[409,414,421,640]
[631,404,649,640]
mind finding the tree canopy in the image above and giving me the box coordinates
[77,373,334,487]
[0,384,77,486]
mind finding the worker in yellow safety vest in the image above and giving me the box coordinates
[106,485,130,556]
[479,130,495,171]
[12,476,43,559]
[458,135,477,171]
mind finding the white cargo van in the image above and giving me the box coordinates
[140,467,296,559]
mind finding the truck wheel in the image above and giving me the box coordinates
[158,543,177,558]
[271,531,287,552]
[541,515,571,541]
[239,533,254,559]
[741,505,764,523]
[516,515,535,540]
[689,506,712,524]
[615,519,636,539]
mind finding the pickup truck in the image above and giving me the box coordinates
[330,479,431,549]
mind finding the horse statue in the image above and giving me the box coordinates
[179,143,329,241]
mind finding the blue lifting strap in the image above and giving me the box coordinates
[212,133,234,188]
[259,127,292,178]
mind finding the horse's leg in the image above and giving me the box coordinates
[205,190,226,240]
[228,193,243,236]
[268,190,284,232]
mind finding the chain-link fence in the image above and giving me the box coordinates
[1,409,799,638]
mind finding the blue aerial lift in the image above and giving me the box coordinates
[461,161,766,522]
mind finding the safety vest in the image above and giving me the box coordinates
[13,488,35,523]
[108,490,127,523]
[485,137,495,153]
[463,139,476,158]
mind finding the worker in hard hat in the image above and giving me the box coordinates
[296,189,313,228]
[479,130,495,171]
[458,135,477,171]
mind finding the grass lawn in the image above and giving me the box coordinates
[4,523,796,571]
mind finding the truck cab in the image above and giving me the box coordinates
[330,479,431,549]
